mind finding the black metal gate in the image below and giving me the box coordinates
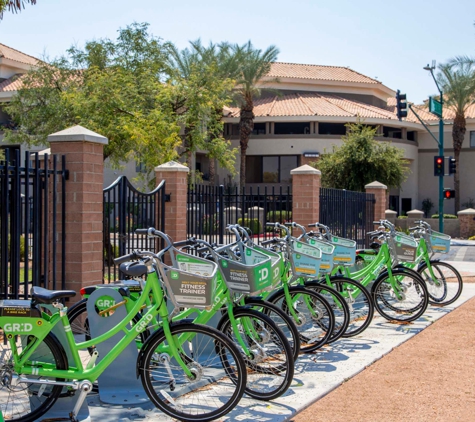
[0,149,68,299]
[320,188,375,248]
[187,185,292,245]
[103,176,166,281]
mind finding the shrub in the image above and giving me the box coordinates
[237,218,262,235]
[469,235,475,241]
[266,210,292,222]
[431,214,458,219]
[7,235,27,261]
[397,216,407,219]
[421,198,434,218]
[203,214,219,235]
[104,244,119,260]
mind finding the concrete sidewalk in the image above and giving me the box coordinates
[39,254,475,421]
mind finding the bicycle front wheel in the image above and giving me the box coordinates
[0,332,68,422]
[372,269,429,322]
[139,322,246,422]
[418,261,463,306]
[267,286,335,353]
[217,308,294,401]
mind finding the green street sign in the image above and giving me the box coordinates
[429,97,442,118]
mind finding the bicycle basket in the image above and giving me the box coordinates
[158,249,218,309]
[289,239,322,277]
[330,236,356,266]
[427,230,451,254]
[303,237,335,274]
[246,245,284,287]
[217,247,273,295]
[389,233,418,262]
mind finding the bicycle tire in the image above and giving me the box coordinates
[266,286,335,353]
[303,280,350,343]
[372,269,429,322]
[417,261,463,306]
[217,307,294,400]
[0,332,68,422]
[244,297,301,360]
[139,322,246,422]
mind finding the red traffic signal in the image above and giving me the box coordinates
[434,156,444,176]
[444,189,455,199]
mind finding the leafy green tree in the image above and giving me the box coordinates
[437,57,475,212]
[232,41,279,188]
[3,23,183,174]
[0,0,36,19]
[312,121,409,192]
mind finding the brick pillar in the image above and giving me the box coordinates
[365,181,388,222]
[155,161,189,243]
[291,165,321,227]
[48,125,108,297]
[458,208,475,239]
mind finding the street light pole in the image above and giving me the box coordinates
[424,63,444,233]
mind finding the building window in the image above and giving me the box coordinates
[135,161,147,173]
[407,131,417,141]
[470,131,475,148]
[274,122,310,135]
[246,155,299,183]
[252,123,266,135]
[383,126,402,139]
[318,123,346,135]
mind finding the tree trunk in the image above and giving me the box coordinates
[209,158,216,184]
[239,103,254,188]
[452,112,466,213]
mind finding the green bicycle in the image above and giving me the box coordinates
[0,228,247,422]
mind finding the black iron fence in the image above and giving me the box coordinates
[320,188,375,248]
[0,149,68,299]
[103,176,166,281]
[187,185,292,244]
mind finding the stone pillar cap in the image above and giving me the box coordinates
[385,209,397,215]
[407,209,424,215]
[458,208,475,215]
[365,181,387,189]
[48,125,108,145]
[154,161,190,172]
[290,164,321,175]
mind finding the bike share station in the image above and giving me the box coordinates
[40,287,150,421]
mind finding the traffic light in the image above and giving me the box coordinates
[434,156,444,176]
[444,189,455,199]
[448,156,457,175]
[396,90,408,120]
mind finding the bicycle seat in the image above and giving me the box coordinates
[120,261,148,277]
[31,286,76,304]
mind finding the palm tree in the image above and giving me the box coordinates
[0,0,36,18]
[191,40,240,184]
[437,57,475,212]
[232,42,279,188]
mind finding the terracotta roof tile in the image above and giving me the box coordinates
[226,92,398,120]
[267,62,380,84]
[0,43,39,66]
[0,74,27,92]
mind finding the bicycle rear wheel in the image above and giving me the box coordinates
[139,322,246,422]
[244,297,301,361]
[0,332,68,422]
[267,286,335,353]
[417,261,463,306]
[372,269,429,322]
[325,277,374,337]
[217,308,294,401]
[304,280,350,343]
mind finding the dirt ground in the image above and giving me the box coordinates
[291,296,475,422]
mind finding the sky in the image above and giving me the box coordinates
[0,0,473,104]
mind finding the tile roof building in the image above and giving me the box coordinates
[0,45,474,216]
